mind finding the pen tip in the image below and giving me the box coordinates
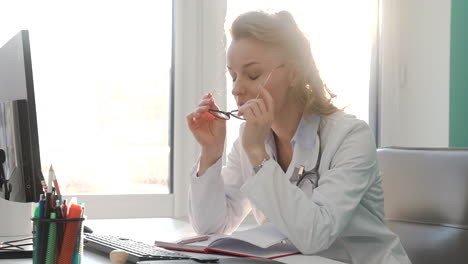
[50,164,54,171]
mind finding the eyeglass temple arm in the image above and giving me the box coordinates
[255,64,284,99]
[255,71,274,100]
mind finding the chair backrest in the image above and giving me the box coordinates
[377,147,468,264]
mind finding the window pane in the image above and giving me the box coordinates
[1,0,172,194]
[225,0,375,151]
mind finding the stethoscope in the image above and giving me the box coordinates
[295,124,322,189]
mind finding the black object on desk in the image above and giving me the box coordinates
[0,250,33,259]
[137,257,286,264]
[0,237,33,259]
[83,225,93,234]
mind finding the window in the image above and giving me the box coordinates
[224,1,377,151]
[1,0,173,217]
[1,0,378,219]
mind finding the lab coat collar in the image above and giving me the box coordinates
[264,114,321,177]
[291,114,321,175]
[291,114,320,148]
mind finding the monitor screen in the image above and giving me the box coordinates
[0,30,44,202]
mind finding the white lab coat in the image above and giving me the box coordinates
[188,111,411,264]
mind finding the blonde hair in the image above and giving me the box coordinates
[230,10,339,115]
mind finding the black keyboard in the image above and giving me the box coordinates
[84,233,193,263]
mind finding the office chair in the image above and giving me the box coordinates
[377,147,468,264]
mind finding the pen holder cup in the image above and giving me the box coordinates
[31,217,85,264]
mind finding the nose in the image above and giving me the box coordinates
[231,79,245,97]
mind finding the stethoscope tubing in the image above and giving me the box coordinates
[296,124,322,189]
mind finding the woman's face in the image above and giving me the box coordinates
[227,37,293,115]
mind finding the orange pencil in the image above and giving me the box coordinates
[56,203,82,264]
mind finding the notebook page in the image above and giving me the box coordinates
[174,234,217,246]
[186,234,224,247]
[223,223,288,248]
[208,239,298,259]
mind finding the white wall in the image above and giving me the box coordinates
[379,0,451,147]
[0,199,33,236]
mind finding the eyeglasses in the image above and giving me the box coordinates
[208,64,284,120]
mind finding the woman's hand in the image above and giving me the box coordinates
[186,93,226,174]
[238,87,273,167]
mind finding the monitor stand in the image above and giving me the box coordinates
[0,198,33,237]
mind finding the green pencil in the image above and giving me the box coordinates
[33,206,39,264]
[45,212,57,264]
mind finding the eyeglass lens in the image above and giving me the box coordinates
[208,110,245,120]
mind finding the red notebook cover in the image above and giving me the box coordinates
[155,224,300,259]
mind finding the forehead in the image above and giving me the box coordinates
[227,37,282,68]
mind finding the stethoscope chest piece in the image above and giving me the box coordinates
[296,165,320,189]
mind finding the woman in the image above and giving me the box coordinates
[185,10,410,264]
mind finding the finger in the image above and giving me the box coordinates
[202,93,212,99]
[186,113,200,129]
[209,99,222,111]
[239,101,262,119]
[237,104,246,118]
[186,111,202,122]
[245,99,267,117]
[258,87,274,113]
[198,98,214,106]
[201,111,217,121]
[248,101,263,118]
[187,110,201,118]
[239,107,256,120]
[255,99,267,115]
[199,96,222,111]
[195,105,210,113]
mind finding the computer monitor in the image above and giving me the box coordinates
[0,30,44,203]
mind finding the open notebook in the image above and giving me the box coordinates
[154,224,299,259]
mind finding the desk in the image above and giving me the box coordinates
[0,218,346,264]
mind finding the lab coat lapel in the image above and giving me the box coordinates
[261,115,321,181]
[290,115,321,176]
[294,134,320,172]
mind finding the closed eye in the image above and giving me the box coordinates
[248,75,260,80]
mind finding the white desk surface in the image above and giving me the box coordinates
[0,218,346,264]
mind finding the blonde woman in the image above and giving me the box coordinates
[186,10,410,264]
